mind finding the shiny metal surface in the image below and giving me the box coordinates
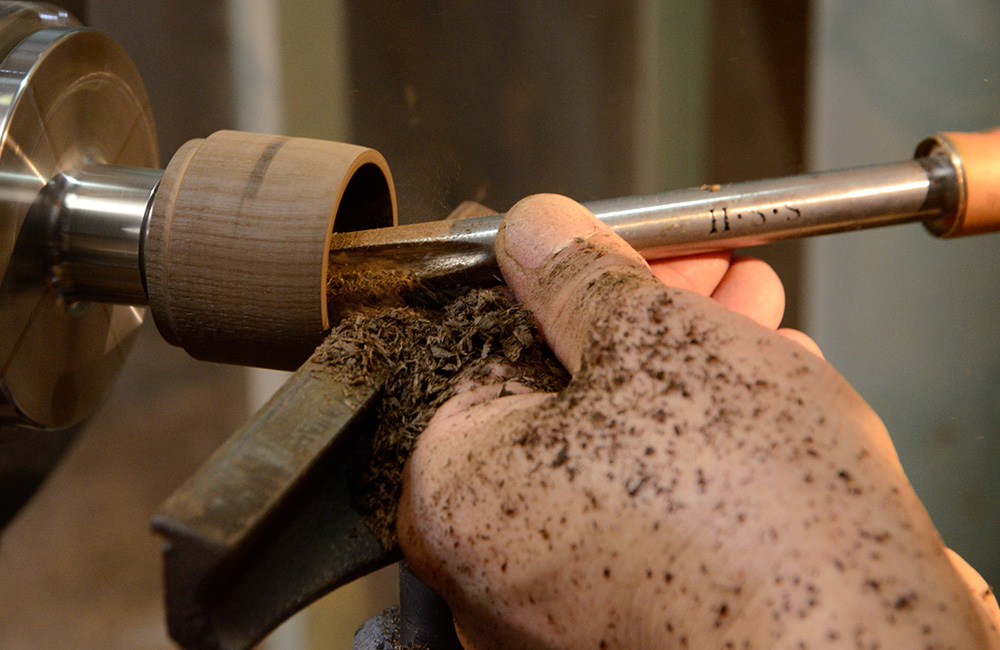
[592,157,958,255]
[47,164,161,304]
[0,2,74,58]
[915,134,967,237]
[326,155,959,302]
[0,24,158,429]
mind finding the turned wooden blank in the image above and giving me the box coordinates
[146,130,396,369]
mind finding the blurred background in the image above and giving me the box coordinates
[0,1,997,648]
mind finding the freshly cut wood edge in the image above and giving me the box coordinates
[146,130,396,369]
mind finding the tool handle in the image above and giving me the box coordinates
[917,125,1000,237]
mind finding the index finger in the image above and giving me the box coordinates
[648,250,732,295]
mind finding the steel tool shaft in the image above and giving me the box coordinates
[327,156,960,295]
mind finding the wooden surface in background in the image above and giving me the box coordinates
[708,0,811,329]
[347,1,641,225]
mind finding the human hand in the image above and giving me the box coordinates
[398,194,1000,649]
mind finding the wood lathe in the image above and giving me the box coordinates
[2,3,1000,650]
[3,3,999,432]
[0,7,396,432]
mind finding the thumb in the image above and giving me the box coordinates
[495,194,658,374]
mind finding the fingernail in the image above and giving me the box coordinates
[500,194,599,269]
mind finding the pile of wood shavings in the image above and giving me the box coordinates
[313,287,567,546]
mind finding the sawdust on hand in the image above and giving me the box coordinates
[314,286,567,547]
